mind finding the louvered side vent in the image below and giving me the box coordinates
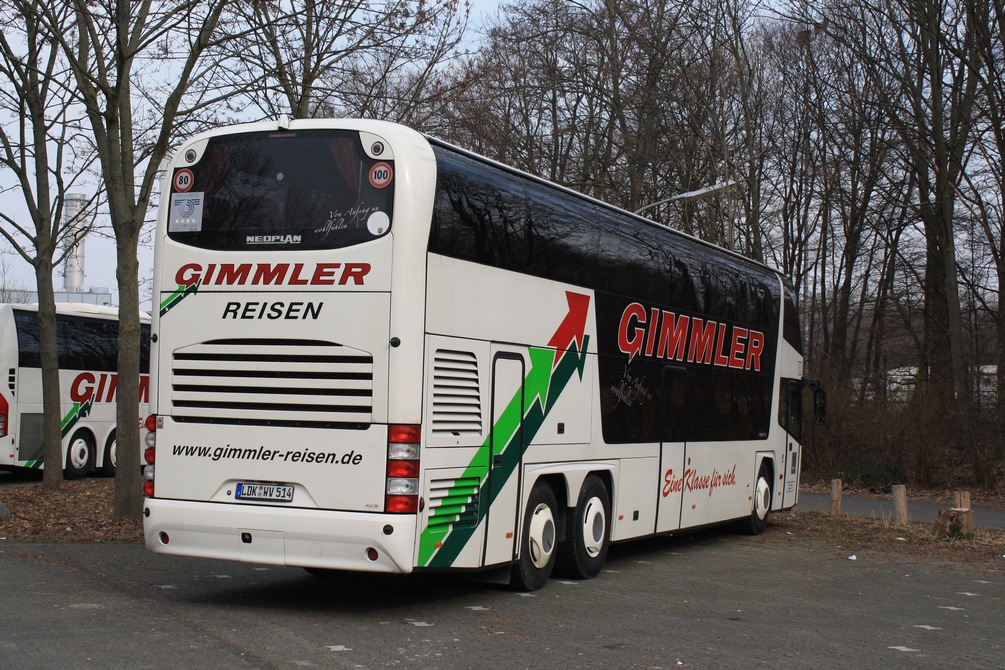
[431,349,481,435]
[8,368,15,393]
[426,476,481,530]
[171,339,372,428]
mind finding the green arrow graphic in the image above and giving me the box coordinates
[419,292,590,568]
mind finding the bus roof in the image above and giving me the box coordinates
[3,303,151,321]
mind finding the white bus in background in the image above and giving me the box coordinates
[0,303,150,478]
[143,119,824,590]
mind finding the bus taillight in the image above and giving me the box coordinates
[0,394,7,438]
[385,424,420,513]
[142,414,157,497]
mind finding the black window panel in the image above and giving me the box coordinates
[13,309,40,368]
[778,378,803,442]
[56,315,119,371]
[140,323,151,374]
[169,129,394,251]
[430,149,528,269]
[13,309,149,373]
[523,180,600,286]
[599,356,773,444]
[430,148,601,284]
[593,216,660,301]
[432,145,779,330]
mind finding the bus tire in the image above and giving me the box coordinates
[557,475,611,580]
[64,429,95,480]
[738,469,771,535]
[510,480,558,592]
[99,431,117,477]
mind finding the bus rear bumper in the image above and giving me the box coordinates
[143,498,417,574]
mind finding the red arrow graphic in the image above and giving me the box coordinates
[547,291,590,361]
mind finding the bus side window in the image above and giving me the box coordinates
[778,378,802,442]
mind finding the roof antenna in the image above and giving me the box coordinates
[278,114,290,130]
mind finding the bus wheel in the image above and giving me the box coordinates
[738,469,771,535]
[99,431,117,477]
[64,430,95,480]
[558,475,611,579]
[510,480,558,591]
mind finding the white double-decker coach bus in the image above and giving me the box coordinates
[0,303,150,478]
[143,118,821,590]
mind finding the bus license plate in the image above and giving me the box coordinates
[235,483,294,502]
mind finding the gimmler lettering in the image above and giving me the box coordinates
[71,372,151,404]
[174,262,370,287]
[617,302,765,371]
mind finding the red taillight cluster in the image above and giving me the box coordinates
[385,424,420,513]
[142,414,158,497]
[0,394,8,438]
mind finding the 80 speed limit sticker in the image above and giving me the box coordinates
[173,168,194,193]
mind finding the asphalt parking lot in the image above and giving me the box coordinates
[1,529,1002,669]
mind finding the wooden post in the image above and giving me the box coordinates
[892,484,908,526]
[829,479,842,516]
[933,490,974,537]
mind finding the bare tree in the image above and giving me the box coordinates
[791,0,984,474]
[33,0,234,516]
[325,2,471,127]
[0,254,33,303]
[224,0,469,120]
[965,0,1005,463]
[0,1,99,489]
[439,0,599,182]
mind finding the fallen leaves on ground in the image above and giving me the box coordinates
[0,476,142,544]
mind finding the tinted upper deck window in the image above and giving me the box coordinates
[167,130,394,251]
[12,309,149,372]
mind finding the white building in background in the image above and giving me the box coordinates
[858,365,998,404]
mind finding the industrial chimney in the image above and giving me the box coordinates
[62,193,87,292]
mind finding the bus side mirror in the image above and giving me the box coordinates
[813,387,827,424]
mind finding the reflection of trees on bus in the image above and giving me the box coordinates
[13,311,149,373]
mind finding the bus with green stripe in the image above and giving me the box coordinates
[142,119,822,590]
[0,303,150,478]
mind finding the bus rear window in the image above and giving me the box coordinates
[167,130,394,251]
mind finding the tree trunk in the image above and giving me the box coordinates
[37,259,62,490]
[112,217,143,519]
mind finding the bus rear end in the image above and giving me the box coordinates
[143,120,435,573]
[0,304,15,467]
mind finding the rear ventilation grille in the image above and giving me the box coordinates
[171,339,372,428]
[430,349,481,434]
[426,476,481,530]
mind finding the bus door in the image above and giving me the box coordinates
[779,378,803,508]
[656,441,685,533]
[482,350,525,567]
